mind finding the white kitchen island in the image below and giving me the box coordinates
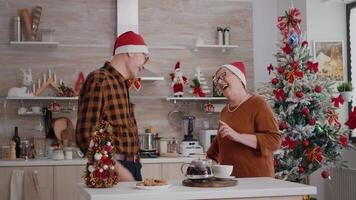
[78,177,316,200]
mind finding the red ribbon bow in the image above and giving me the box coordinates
[273,89,286,101]
[285,69,304,84]
[281,135,298,149]
[328,109,341,127]
[127,78,142,91]
[277,8,302,39]
[332,94,344,108]
[307,61,319,73]
[306,146,323,163]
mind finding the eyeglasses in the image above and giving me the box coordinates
[212,71,227,85]
[143,54,149,65]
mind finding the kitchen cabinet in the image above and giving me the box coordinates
[141,162,186,181]
[53,165,85,200]
[141,163,162,179]
[0,166,53,200]
[161,163,185,181]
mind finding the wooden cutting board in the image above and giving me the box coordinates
[182,178,238,187]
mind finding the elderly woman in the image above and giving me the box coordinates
[207,61,281,178]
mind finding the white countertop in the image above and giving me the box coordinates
[0,156,199,167]
[78,177,317,200]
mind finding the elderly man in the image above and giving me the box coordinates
[76,31,149,181]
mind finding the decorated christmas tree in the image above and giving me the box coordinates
[84,121,119,188]
[259,8,355,182]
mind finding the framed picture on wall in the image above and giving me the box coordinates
[313,40,344,81]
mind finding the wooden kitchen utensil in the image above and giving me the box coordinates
[182,178,238,187]
[52,117,74,145]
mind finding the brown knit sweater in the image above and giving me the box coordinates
[207,95,281,178]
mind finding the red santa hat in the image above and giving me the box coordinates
[175,62,180,71]
[222,61,247,88]
[112,31,149,56]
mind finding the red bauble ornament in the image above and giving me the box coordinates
[321,170,330,179]
[93,169,100,177]
[292,61,299,69]
[272,78,279,85]
[339,135,348,147]
[314,85,322,93]
[302,139,310,147]
[278,66,285,74]
[279,121,288,130]
[302,41,308,47]
[296,91,303,98]
[308,118,316,126]
[298,166,305,173]
[302,107,310,115]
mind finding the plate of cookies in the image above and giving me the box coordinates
[135,178,171,190]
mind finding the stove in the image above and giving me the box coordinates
[139,150,159,158]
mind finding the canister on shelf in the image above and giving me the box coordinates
[159,138,168,154]
[217,27,224,45]
[223,27,230,45]
[14,16,21,41]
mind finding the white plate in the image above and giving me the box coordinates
[214,175,235,180]
[135,184,171,190]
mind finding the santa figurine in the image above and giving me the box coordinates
[170,62,188,97]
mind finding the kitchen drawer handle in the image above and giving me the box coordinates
[32,170,39,192]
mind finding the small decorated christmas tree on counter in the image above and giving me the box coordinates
[259,7,355,182]
[84,121,119,188]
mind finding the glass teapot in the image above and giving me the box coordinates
[180,158,213,179]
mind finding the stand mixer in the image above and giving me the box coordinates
[180,116,203,156]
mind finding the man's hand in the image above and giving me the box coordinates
[114,162,135,181]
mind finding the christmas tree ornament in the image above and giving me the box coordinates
[279,121,288,130]
[302,107,310,115]
[296,91,303,98]
[321,170,330,179]
[170,62,188,97]
[302,41,308,47]
[345,106,356,129]
[314,85,322,93]
[302,139,310,147]
[272,78,279,85]
[308,118,316,126]
[288,30,299,47]
[278,66,285,74]
[339,135,348,147]
[267,64,274,75]
[298,166,305,174]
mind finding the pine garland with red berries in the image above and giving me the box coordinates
[259,8,355,182]
[84,121,119,188]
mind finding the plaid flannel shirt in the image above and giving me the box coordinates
[75,61,139,155]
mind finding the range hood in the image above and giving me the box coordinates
[139,68,164,81]
[117,0,163,81]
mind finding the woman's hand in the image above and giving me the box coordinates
[218,120,258,149]
[218,120,240,142]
